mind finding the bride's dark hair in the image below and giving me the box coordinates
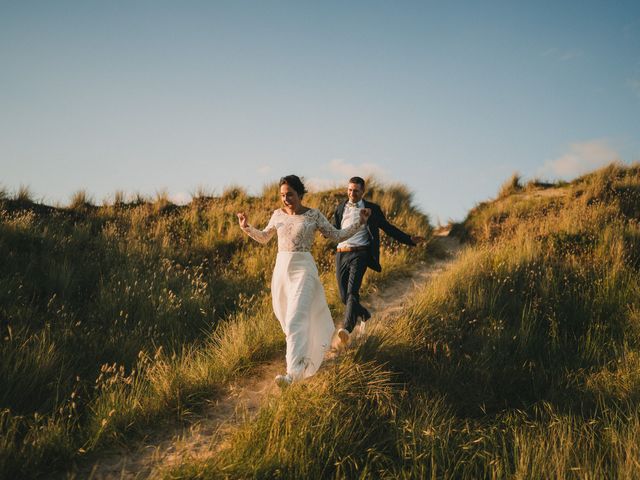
[279,175,307,198]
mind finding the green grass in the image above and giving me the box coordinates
[165,162,640,479]
[0,183,432,478]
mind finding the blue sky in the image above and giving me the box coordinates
[1,1,639,222]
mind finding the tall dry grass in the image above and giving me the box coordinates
[167,163,640,479]
[0,182,432,478]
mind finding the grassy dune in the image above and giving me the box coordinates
[0,182,432,479]
[168,163,640,479]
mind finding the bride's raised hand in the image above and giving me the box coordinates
[359,208,372,225]
[237,212,249,229]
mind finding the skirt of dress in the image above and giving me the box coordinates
[271,251,335,381]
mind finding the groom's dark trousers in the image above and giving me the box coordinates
[336,250,370,333]
[334,199,417,333]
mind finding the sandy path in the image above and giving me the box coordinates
[72,233,461,479]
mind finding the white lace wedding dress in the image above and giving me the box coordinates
[241,208,363,381]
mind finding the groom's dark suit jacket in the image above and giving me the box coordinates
[333,199,416,272]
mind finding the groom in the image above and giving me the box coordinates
[334,176,425,344]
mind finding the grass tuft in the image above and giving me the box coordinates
[497,172,523,198]
[69,189,94,210]
[15,185,33,204]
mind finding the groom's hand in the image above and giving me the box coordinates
[359,208,372,225]
[237,212,249,229]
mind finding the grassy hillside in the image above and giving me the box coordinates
[168,163,640,479]
[0,182,432,479]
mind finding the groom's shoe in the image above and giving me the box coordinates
[337,328,350,345]
[358,320,366,336]
[356,309,371,332]
[275,374,292,388]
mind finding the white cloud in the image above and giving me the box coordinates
[326,158,389,179]
[623,19,640,40]
[541,47,584,61]
[170,191,191,205]
[628,77,640,99]
[539,140,621,179]
[306,159,391,192]
[306,177,341,192]
[560,49,584,61]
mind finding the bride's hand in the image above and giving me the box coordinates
[237,212,249,229]
[359,208,371,225]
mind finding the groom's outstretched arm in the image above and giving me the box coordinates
[375,205,416,246]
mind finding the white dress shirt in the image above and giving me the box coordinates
[337,200,369,249]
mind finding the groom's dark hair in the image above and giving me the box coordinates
[349,176,365,189]
[279,175,307,198]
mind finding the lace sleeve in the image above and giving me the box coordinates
[315,209,364,242]
[241,212,277,244]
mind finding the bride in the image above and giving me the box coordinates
[237,175,371,387]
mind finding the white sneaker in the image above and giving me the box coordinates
[338,328,350,345]
[358,321,366,335]
[275,374,292,388]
